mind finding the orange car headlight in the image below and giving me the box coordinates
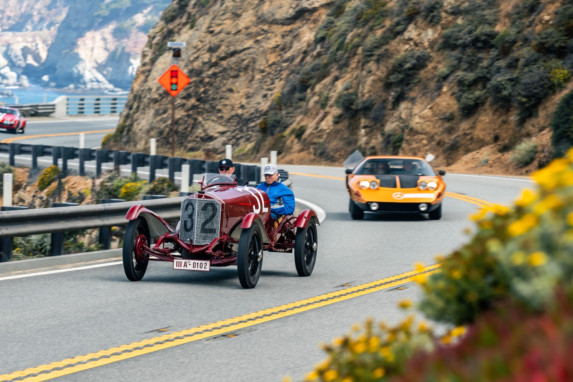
[359,180,370,189]
[370,181,378,190]
[427,181,437,190]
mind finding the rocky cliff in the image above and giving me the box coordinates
[0,0,170,90]
[109,0,573,172]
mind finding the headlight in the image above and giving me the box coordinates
[359,180,370,189]
[370,202,379,211]
[419,181,427,190]
[418,203,429,211]
[427,181,437,190]
[370,181,378,189]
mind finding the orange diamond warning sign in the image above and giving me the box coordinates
[158,65,190,97]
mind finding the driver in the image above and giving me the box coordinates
[218,158,247,185]
[257,164,295,219]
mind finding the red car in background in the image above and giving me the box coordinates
[0,106,26,134]
[122,174,319,289]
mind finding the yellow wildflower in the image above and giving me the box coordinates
[398,299,413,309]
[413,273,428,285]
[323,369,339,381]
[304,370,319,381]
[566,147,573,162]
[515,188,538,207]
[533,194,563,216]
[528,251,547,267]
[332,337,344,346]
[450,269,462,279]
[492,204,509,215]
[565,229,573,242]
[282,377,292,382]
[567,212,573,227]
[315,360,330,372]
[369,336,380,352]
[353,341,367,353]
[414,262,425,272]
[399,315,414,331]
[511,251,526,266]
[532,159,569,189]
[374,368,386,378]
[440,335,452,344]
[435,254,445,262]
[418,320,431,333]
[451,326,467,338]
[507,214,538,237]
[380,346,395,362]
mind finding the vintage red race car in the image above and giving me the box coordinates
[0,106,26,134]
[122,174,319,288]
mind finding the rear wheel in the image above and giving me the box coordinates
[429,204,442,220]
[237,225,263,289]
[349,199,364,220]
[294,218,318,277]
[123,217,150,281]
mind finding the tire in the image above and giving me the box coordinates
[294,218,318,277]
[123,217,150,281]
[429,204,442,220]
[237,224,263,289]
[349,199,364,220]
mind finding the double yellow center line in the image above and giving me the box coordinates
[1,129,114,144]
[0,265,440,382]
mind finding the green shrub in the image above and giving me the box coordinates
[493,28,519,56]
[511,140,538,167]
[420,0,442,25]
[96,172,144,201]
[37,165,61,191]
[120,182,143,201]
[457,90,488,117]
[487,74,517,107]
[551,88,573,157]
[148,177,178,195]
[516,67,552,121]
[385,50,430,106]
[293,125,306,140]
[532,27,569,57]
[335,90,359,117]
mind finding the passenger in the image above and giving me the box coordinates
[402,160,420,175]
[257,164,295,219]
[218,158,247,185]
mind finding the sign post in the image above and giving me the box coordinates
[158,64,190,157]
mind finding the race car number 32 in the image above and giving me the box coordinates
[173,259,211,272]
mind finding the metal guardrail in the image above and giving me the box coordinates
[7,95,128,117]
[10,103,56,117]
[66,95,127,115]
[0,142,261,184]
[0,197,183,262]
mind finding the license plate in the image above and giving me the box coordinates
[173,259,211,272]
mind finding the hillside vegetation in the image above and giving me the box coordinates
[108,0,573,175]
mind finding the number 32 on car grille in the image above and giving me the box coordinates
[180,199,222,245]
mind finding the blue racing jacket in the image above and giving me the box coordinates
[256,181,295,218]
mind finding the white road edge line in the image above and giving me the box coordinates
[0,262,122,281]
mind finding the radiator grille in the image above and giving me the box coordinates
[180,198,222,245]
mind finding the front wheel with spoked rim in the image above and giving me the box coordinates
[237,225,263,289]
[123,217,150,281]
[294,218,318,277]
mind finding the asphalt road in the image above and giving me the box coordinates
[0,158,534,381]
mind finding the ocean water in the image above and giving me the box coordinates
[0,84,126,105]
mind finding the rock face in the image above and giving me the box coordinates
[0,0,169,90]
[108,0,573,172]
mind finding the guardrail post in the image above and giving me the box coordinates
[52,146,61,166]
[96,150,111,177]
[50,202,79,256]
[111,98,117,114]
[98,199,125,249]
[61,147,76,177]
[78,98,85,114]
[1,237,13,262]
[130,153,146,177]
[94,97,101,114]
[3,173,13,207]
[168,157,183,183]
[31,145,43,174]
[78,148,93,176]
[9,143,20,166]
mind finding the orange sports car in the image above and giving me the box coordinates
[345,155,446,220]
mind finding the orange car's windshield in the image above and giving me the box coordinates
[355,159,436,176]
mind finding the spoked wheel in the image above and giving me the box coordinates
[237,225,263,289]
[294,218,318,277]
[123,217,150,281]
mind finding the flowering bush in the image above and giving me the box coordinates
[301,147,573,381]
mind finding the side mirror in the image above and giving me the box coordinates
[438,170,446,176]
[345,168,353,175]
